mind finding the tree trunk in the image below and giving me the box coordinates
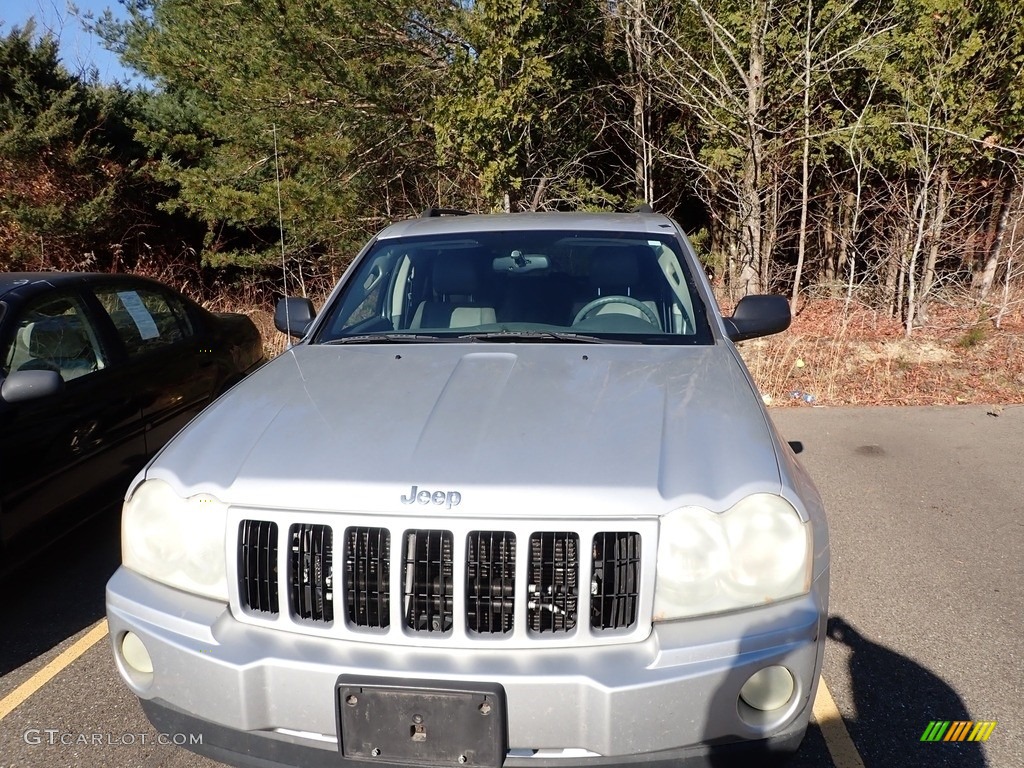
[823,193,836,284]
[978,175,1014,300]
[842,185,861,315]
[905,177,931,337]
[884,253,899,320]
[725,208,741,301]
[917,166,948,322]
[995,179,1024,328]
[761,173,780,291]
[974,170,1007,283]
[838,189,855,291]
[884,205,904,320]
[791,0,814,310]
[738,0,766,296]
[626,0,652,203]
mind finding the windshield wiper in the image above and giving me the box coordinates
[457,331,632,344]
[322,333,445,345]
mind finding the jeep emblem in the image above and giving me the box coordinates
[401,485,462,509]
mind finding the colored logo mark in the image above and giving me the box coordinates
[921,721,996,742]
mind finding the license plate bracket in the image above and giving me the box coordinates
[337,675,506,767]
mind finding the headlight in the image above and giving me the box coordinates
[122,479,229,601]
[654,494,811,621]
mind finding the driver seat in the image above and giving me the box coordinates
[574,248,661,328]
[19,318,98,380]
[410,255,496,330]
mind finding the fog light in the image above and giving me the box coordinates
[739,666,794,711]
[121,632,153,674]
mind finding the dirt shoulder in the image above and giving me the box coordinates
[739,298,1024,407]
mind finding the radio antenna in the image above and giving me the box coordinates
[273,124,289,279]
[273,123,294,334]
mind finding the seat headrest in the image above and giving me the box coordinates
[433,254,480,296]
[28,319,89,359]
[589,248,647,289]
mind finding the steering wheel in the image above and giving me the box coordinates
[573,295,661,328]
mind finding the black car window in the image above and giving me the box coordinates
[94,285,194,357]
[2,293,107,381]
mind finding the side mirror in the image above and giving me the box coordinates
[274,297,316,338]
[1,369,65,403]
[723,295,791,342]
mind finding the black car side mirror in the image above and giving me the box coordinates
[274,297,316,338]
[1,369,65,403]
[723,295,792,342]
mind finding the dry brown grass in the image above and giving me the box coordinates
[740,296,1024,407]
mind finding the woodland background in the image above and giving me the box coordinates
[2,0,1024,344]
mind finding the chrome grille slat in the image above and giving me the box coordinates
[238,520,279,614]
[466,531,516,634]
[591,532,641,630]
[528,532,579,633]
[403,529,454,633]
[290,523,333,622]
[345,526,390,628]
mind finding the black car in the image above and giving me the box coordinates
[0,272,263,568]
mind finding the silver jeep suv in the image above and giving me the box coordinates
[106,210,829,768]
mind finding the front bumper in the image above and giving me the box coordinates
[106,566,829,768]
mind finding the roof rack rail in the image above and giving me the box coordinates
[633,203,654,213]
[421,208,471,218]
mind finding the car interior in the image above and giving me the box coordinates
[319,233,708,342]
[4,302,103,381]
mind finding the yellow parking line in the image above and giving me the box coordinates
[0,618,109,721]
[813,675,866,768]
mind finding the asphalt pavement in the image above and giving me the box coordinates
[773,404,1022,768]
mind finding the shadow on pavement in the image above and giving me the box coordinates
[828,616,988,767]
[0,506,121,678]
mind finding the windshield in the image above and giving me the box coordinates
[313,230,713,345]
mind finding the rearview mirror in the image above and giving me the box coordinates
[493,252,549,273]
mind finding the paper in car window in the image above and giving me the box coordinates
[117,291,160,340]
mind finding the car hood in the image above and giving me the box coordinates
[146,343,783,517]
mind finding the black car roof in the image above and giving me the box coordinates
[0,272,148,300]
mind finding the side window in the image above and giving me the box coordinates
[320,253,395,338]
[94,285,194,358]
[2,294,106,381]
[389,254,414,327]
[348,264,387,327]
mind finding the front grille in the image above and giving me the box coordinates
[403,530,454,633]
[290,524,333,622]
[528,532,579,632]
[590,532,641,630]
[466,531,516,634]
[345,527,390,628]
[238,520,279,614]
[236,517,651,646]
